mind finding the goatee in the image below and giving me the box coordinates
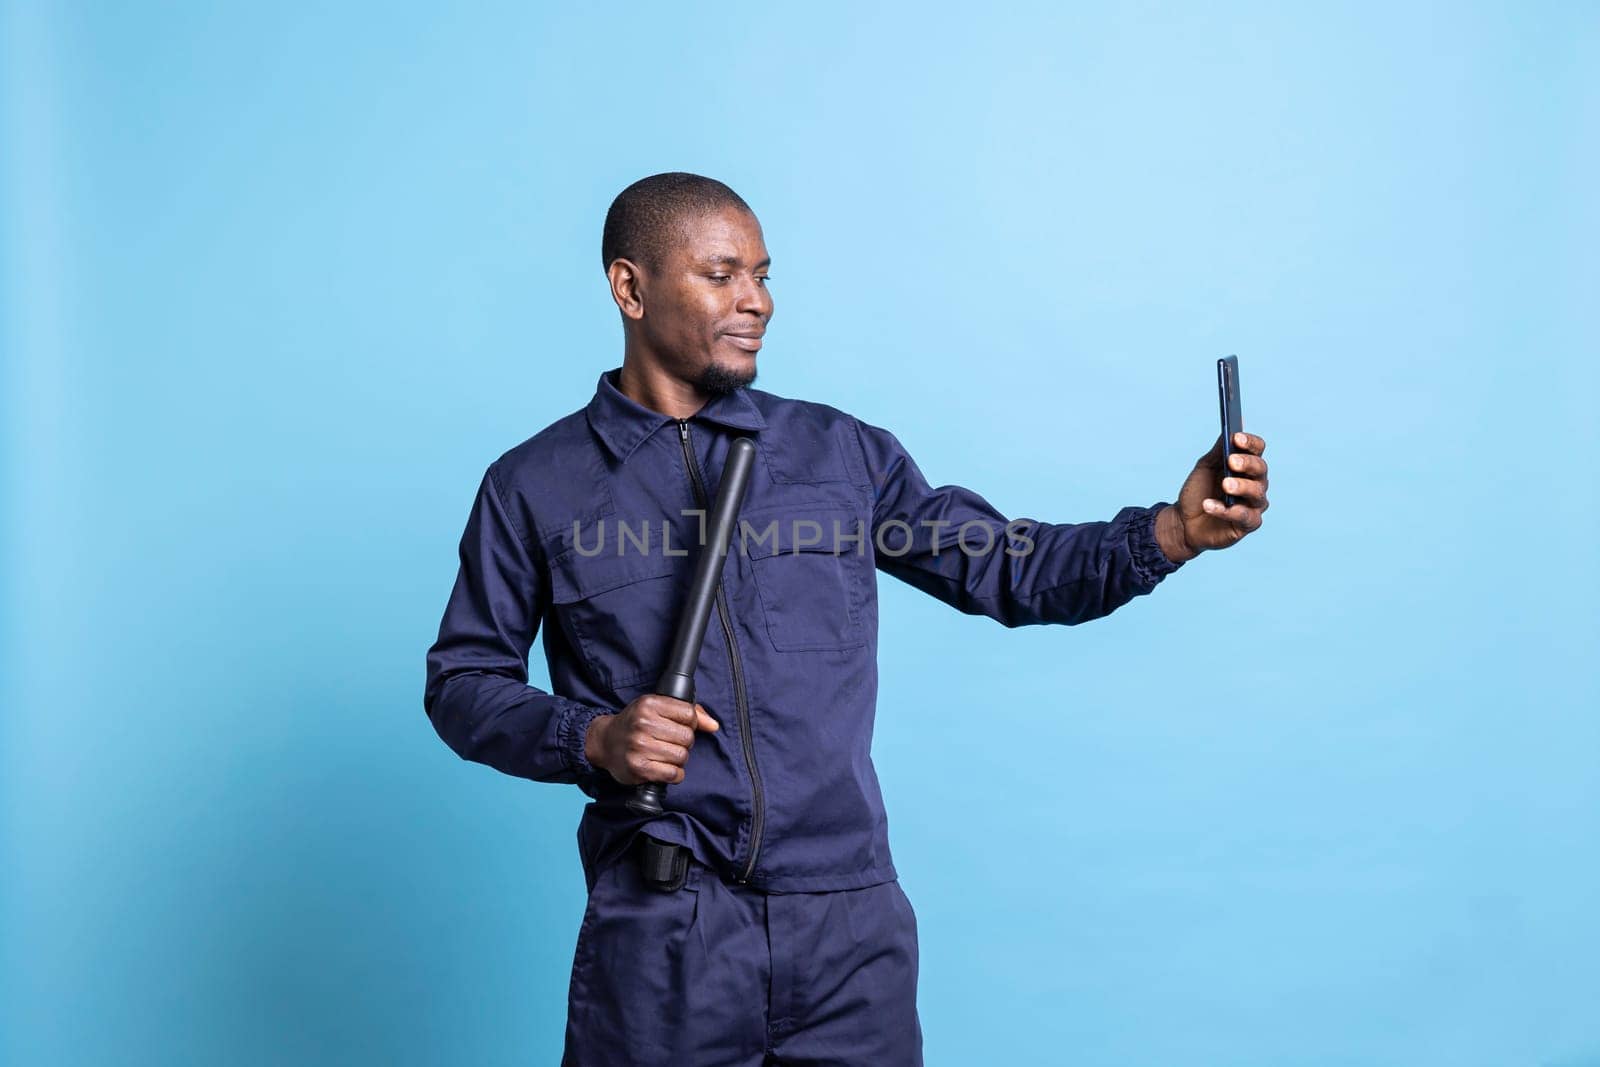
[695,359,757,397]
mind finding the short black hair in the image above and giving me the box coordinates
[601,172,753,273]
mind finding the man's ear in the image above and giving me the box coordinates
[607,258,647,322]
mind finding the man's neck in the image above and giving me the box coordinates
[617,357,708,420]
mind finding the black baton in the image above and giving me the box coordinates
[626,436,757,817]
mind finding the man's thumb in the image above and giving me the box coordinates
[695,704,720,732]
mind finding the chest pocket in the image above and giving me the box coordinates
[548,546,682,690]
[741,503,868,654]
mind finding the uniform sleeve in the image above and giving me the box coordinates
[850,416,1186,627]
[423,463,612,786]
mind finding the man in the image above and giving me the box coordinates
[424,172,1270,1066]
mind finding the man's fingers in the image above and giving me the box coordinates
[632,758,687,785]
[645,717,696,749]
[1202,499,1266,530]
[635,735,691,766]
[634,695,699,730]
[1233,431,1266,456]
[1220,475,1269,506]
[652,723,697,748]
[1226,452,1268,478]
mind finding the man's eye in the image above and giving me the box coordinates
[709,274,730,283]
[757,276,772,285]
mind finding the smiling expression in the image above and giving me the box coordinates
[621,205,774,390]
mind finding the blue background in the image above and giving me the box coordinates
[3,3,1596,1064]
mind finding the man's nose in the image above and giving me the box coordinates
[735,277,772,318]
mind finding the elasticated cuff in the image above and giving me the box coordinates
[557,700,611,778]
[1128,501,1188,587]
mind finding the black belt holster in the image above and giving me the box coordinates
[636,835,690,892]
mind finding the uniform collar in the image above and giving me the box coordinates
[585,366,766,464]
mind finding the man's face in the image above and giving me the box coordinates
[636,206,773,395]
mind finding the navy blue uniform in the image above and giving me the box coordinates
[425,368,1186,1063]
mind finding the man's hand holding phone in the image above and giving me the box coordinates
[1153,355,1271,563]
[1155,430,1271,562]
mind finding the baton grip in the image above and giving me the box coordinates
[626,437,757,816]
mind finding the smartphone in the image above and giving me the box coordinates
[1216,355,1244,508]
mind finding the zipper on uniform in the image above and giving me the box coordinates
[678,419,766,884]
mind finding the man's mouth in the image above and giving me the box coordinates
[722,332,763,353]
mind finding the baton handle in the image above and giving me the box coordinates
[627,437,757,816]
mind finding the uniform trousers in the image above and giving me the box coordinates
[562,837,923,1066]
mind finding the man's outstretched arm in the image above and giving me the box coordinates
[423,464,611,787]
[850,417,1269,627]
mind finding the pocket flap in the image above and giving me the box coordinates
[548,544,681,604]
[736,503,866,561]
